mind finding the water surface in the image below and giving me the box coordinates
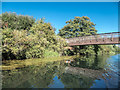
[2,54,119,88]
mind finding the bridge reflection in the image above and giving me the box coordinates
[65,66,103,79]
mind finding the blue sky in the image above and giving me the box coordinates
[2,2,118,34]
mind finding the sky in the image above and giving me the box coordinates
[2,2,118,34]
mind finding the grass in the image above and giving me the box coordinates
[1,56,75,70]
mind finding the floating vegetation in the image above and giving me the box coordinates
[1,56,74,70]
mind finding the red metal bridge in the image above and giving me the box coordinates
[66,32,120,46]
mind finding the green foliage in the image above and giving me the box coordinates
[97,45,119,55]
[2,27,66,60]
[29,19,67,56]
[63,49,74,56]
[58,16,97,38]
[2,29,35,59]
[113,45,120,53]
[79,45,96,55]
[1,12,35,30]
[43,49,59,58]
[2,13,67,60]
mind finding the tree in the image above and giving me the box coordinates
[58,16,97,39]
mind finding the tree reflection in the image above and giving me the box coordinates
[2,54,112,88]
[66,54,111,70]
[60,73,95,88]
[2,61,63,88]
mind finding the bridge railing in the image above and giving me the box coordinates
[66,32,120,45]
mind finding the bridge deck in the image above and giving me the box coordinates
[66,32,120,46]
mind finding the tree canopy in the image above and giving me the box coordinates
[1,12,35,30]
[58,16,97,39]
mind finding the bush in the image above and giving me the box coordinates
[2,18,67,60]
[43,49,59,58]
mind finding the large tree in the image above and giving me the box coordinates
[58,16,97,38]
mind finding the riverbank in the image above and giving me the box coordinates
[1,52,118,71]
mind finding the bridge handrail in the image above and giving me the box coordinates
[66,32,120,40]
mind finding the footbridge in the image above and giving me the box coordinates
[66,32,120,46]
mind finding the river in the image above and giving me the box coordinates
[2,54,119,88]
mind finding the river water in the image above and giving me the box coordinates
[2,54,120,88]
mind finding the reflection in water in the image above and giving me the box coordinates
[2,54,119,88]
[66,55,107,70]
[64,66,103,79]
